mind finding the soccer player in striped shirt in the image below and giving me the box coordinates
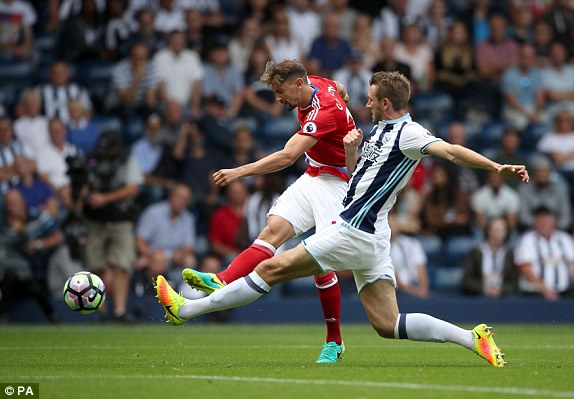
[157,71,529,367]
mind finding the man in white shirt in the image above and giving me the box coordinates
[514,206,574,300]
[13,88,50,158]
[154,31,203,119]
[0,0,36,59]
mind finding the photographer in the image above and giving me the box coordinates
[80,130,143,322]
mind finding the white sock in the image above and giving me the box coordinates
[394,313,474,351]
[179,271,271,319]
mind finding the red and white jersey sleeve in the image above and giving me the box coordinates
[297,76,356,181]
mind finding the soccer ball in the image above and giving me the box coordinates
[63,272,106,314]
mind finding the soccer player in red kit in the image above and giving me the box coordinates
[181,59,354,363]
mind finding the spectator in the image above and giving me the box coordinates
[518,155,571,231]
[122,8,165,57]
[198,95,236,155]
[501,44,547,131]
[154,31,203,119]
[228,17,262,73]
[419,0,451,49]
[332,48,371,131]
[264,9,304,64]
[475,13,519,118]
[0,0,36,60]
[162,99,185,145]
[461,217,518,298]
[372,0,416,41]
[371,37,412,80]
[457,0,504,45]
[131,113,179,205]
[286,0,321,55]
[493,127,528,189]
[11,158,63,285]
[104,0,136,60]
[531,20,554,67]
[38,61,93,125]
[321,0,358,42]
[348,13,378,70]
[420,161,472,239]
[184,9,207,54]
[136,183,196,270]
[508,6,534,44]
[537,109,574,193]
[443,122,479,195]
[395,23,436,95]
[0,117,33,197]
[514,206,574,300]
[434,21,477,118]
[13,89,50,158]
[35,117,81,194]
[59,0,105,60]
[307,12,352,78]
[471,171,520,232]
[110,41,161,121]
[388,214,430,299]
[0,190,59,323]
[82,130,143,321]
[173,122,220,207]
[208,180,248,264]
[201,42,244,119]
[542,41,574,119]
[66,98,101,154]
[154,0,185,35]
[224,125,258,171]
[544,0,574,43]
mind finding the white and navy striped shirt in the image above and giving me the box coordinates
[40,83,92,124]
[341,113,441,234]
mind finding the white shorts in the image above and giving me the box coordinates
[268,173,348,235]
[303,218,397,293]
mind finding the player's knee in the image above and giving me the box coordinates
[259,217,294,245]
[254,259,284,285]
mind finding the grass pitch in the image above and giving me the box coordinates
[1,323,573,399]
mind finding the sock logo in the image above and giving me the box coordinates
[325,318,338,323]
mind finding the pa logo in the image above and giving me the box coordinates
[303,122,317,134]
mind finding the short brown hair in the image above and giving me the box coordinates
[260,59,307,86]
[369,71,411,111]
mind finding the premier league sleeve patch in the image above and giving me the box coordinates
[303,121,318,134]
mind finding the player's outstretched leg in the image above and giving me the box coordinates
[314,271,344,363]
[155,275,187,325]
[472,323,506,367]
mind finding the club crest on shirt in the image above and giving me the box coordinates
[303,121,317,134]
[382,134,392,145]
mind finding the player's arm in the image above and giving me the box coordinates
[343,128,362,174]
[424,141,529,183]
[213,134,318,186]
[334,81,349,103]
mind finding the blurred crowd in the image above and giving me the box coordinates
[1,0,574,323]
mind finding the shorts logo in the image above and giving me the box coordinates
[303,122,317,134]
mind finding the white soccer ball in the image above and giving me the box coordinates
[63,272,106,314]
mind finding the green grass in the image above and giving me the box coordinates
[1,323,573,399]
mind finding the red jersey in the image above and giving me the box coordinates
[298,76,356,182]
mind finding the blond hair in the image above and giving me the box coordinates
[369,71,411,111]
[260,59,307,87]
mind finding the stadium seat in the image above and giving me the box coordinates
[444,235,479,268]
[0,60,35,109]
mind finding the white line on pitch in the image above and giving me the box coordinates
[7,374,574,398]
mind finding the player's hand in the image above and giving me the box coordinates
[497,164,529,183]
[213,168,241,187]
[344,128,363,151]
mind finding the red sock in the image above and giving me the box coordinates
[315,271,342,345]
[216,240,276,284]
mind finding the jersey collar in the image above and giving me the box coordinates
[378,113,411,128]
[302,84,319,110]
